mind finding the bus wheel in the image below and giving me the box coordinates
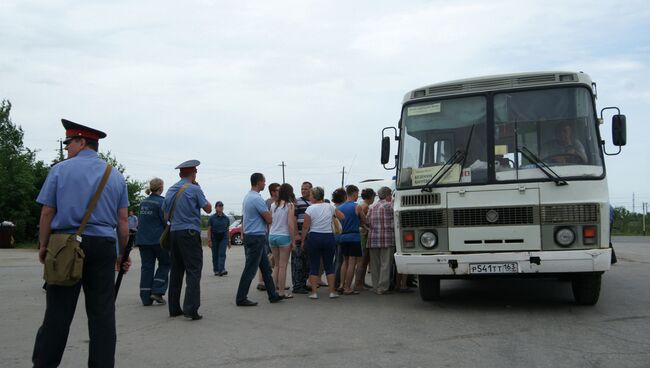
[571,273,601,305]
[418,275,440,301]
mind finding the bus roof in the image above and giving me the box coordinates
[403,71,594,103]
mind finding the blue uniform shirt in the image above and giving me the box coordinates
[242,190,269,235]
[163,178,208,232]
[135,194,165,245]
[36,149,129,238]
[337,201,361,242]
[208,213,230,235]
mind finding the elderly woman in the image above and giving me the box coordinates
[302,186,345,299]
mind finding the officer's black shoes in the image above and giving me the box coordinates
[269,295,283,303]
[184,313,203,321]
[221,271,228,276]
[236,299,258,307]
[150,294,166,305]
[169,311,183,317]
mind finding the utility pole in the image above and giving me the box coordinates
[633,192,635,213]
[278,161,286,184]
[340,166,345,188]
[643,202,647,236]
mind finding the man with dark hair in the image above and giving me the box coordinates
[33,119,130,367]
[236,173,282,306]
[164,160,212,320]
[291,181,313,294]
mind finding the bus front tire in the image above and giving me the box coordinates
[571,273,601,305]
[418,275,440,301]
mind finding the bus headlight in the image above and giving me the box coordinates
[420,231,437,249]
[555,227,576,247]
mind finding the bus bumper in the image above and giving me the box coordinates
[394,249,611,276]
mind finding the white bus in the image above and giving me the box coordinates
[380,71,626,305]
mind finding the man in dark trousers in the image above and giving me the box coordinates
[235,173,282,306]
[33,119,130,368]
[164,160,212,320]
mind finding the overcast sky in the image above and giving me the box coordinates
[1,0,649,214]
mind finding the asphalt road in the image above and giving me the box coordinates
[0,237,648,368]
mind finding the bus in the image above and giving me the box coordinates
[380,71,626,305]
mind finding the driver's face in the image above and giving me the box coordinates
[557,126,572,145]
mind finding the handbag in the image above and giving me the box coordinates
[332,216,342,235]
[159,183,190,250]
[43,165,112,286]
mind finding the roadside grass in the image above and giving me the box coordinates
[14,241,37,250]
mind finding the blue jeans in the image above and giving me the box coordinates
[210,235,228,273]
[138,244,171,305]
[236,234,278,303]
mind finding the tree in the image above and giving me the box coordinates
[98,151,145,213]
[0,100,49,241]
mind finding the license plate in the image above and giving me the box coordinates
[469,262,518,274]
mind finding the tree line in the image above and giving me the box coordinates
[0,100,144,242]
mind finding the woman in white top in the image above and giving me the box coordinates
[269,183,297,299]
[302,186,345,299]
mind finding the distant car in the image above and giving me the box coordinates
[229,220,243,245]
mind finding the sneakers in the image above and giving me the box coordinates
[308,293,319,299]
[329,292,340,299]
[150,294,166,305]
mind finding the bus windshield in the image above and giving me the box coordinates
[397,87,604,189]
[493,87,603,182]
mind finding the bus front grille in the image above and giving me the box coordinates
[400,210,446,228]
[401,193,441,207]
[541,204,599,224]
[452,206,535,227]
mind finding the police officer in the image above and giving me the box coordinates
[33,119,130,368]
[164,160,212,320]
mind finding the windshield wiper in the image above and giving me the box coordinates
[421,150,465,192]
[517,146,568,186]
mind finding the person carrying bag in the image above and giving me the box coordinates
[43,164,113,286]
[159,183,190,250]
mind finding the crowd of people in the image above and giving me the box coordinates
[31,119,410,367]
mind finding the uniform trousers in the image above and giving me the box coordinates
[168,229,202,316]
[33,236,117,368]
[138,244,170,305]
[369,247,394,293]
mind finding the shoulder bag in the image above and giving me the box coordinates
[159,183,190,250]
[43,165,113,286]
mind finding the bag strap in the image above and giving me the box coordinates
[167,183,191,222]
[76,164,113,237]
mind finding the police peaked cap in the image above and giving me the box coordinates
[62,119,107,144]
[175,160,201,174]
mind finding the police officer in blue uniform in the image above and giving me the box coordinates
[135,177,170,306]
[33,119,130,368]
[164,160,212,320]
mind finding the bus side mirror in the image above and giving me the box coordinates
[381,136,391,164]
[612,114,626,146]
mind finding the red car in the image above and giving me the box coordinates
[228,220,243,245]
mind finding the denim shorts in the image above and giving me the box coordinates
[269,234,291,247]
